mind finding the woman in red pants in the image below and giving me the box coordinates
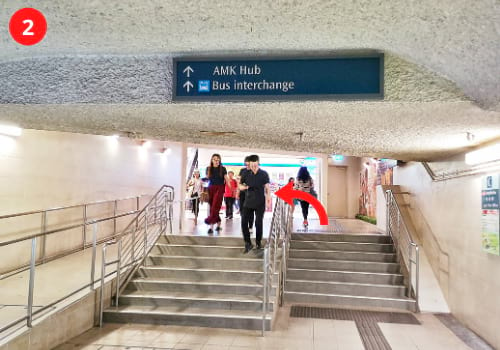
[204,153,232,234]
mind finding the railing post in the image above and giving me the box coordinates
[415,246,420,312]
[144,208,149,264]
[99,245,107,327]
[82,205,87,250]
[113,200,118,236]
[407,244,412,298]
[169,200,173,234]
[90,222,98,290]
[262,247,268,337]
[40,211,47,263]
[27,237,37,328]
[115,240,122,307]
[385,191,390,236]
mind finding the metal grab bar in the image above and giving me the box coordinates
[0,194,155,280]
[0,185,174,339]
[385,190,420,311]
[0,194,148,220]
[262,198,293,336]
[98,185,174,326]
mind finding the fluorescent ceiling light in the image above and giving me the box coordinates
[0,125,22,137]
[465,143,500,165]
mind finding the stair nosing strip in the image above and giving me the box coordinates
[120,293,268,303]
[289,249,395,255]
[148,255,261,261]
[140,266,262,274]
[286,279,405,289]
[284,290,416,303]
[105,309,272,320]
[290,240,393,246]
[130,279,263,287]
[287,257,399,265]
[287,268,403,277]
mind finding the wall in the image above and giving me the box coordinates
[0,129,183,273]
[395,162,500,349]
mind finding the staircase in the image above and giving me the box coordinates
[284,233,416,311]
[103,235,274,330]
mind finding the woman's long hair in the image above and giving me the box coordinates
[297,166,311,182]
[207,153,223,178]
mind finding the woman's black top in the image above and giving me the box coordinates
[206,166,227,186]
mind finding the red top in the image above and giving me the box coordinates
[224,178,237,197]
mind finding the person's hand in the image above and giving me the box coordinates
[266,197,272,211]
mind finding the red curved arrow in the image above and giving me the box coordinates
[275,182,329,225]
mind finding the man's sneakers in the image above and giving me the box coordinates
[303,220,309,227]
[244,242,254,254]
[256,241,262,250]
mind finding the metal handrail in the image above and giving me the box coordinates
[262,198,292,335]
[0,194,152,279]
[99,185,174,326]
[385,189,420,311]
[0,195,147,220]
[0,186,173,339]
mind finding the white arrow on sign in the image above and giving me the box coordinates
[183,81,194,92]
[183,66,194,77]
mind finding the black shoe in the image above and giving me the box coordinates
[215,226,222,232]
[208,228,214,234]
[256,242,262,249]
[244,243,254,253]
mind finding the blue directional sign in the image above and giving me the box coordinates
[174,54,383,101]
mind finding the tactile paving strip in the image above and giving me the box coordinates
[434,313,494,350]
[290,305,420,350]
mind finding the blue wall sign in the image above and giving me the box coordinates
[174,54,384,101]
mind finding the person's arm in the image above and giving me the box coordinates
[224,174,232,190]
[235,177,241,199]
[265,183,272,210]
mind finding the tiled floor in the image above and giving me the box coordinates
[53,306,480,350]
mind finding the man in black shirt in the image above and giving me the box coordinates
[237,156,254,235]
[239,154,271,253]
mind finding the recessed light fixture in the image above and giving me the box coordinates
[0,124,22,137]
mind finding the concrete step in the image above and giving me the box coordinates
[147,255,264,270]
[284,291,416,312]
[287,268,404,285]
[151,244,264,258]
[291,233,391,244]
[290,240,394,253]
[137,266,264,283]
[289,249,397,262]
[126,278,274,296]
[103,305,272,330]
[157,235,266,247]
[118,290,273,312]
[287,258,400,273]
[286,279,406,298]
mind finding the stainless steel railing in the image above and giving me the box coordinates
[0,186,173,338]
[99,185,174,326]
[0,194,151,279]
[262,198,292,335]
[385,190,420,311]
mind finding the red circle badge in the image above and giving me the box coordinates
[9,8,47,46]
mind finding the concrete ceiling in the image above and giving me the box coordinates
[0,0,499,161]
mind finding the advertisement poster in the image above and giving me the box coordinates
[481,175,500,255]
